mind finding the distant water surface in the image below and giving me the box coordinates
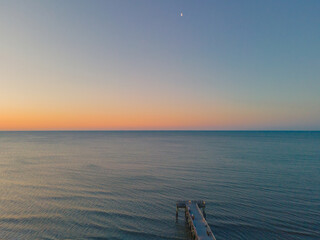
[0,131,319,239]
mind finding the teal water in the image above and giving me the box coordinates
[0,131,319,239]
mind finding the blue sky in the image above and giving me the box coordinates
[1,0,319,130]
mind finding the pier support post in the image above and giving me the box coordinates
[176,207,178,221]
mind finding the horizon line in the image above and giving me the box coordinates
[0,130,319,132]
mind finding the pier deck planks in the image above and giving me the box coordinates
[176,200,216,240]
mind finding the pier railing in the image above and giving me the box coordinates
[185,206,199,239]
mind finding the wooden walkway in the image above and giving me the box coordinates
[176,200,216,240]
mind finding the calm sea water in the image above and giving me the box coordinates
[0,131,319,240]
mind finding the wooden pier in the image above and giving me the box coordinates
[176,200,216,240]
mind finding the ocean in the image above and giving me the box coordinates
[0,131,319,239]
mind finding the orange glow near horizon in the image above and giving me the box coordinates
[0,103,296,131]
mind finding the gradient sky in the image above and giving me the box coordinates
[1,0,320,130]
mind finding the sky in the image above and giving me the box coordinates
[1,0,320,130]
